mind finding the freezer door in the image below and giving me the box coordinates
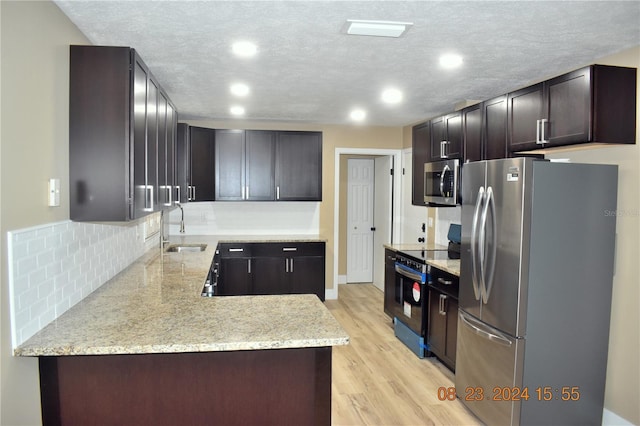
[459,161,486,319]
[455,311,525,426]
[481,158,530,336]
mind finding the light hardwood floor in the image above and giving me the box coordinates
[326,284,481,426]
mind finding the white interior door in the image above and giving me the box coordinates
[373,156,393,291]
[347,158,374,283]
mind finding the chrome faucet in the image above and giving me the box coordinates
[177,203,185,233]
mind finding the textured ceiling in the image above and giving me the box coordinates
[54,0,640,127]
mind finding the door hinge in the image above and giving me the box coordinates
[390,168,394,175]
[402,168,405,175]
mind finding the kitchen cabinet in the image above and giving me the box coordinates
[176,123,191,203]
[158,94,178,207]
[427,266,459,371]
[430,112,462,161]
[215,130,276,201]
[275,131,322,201]
[508,65,636,152]
[70,45,178,221]
[383,248,397,318]
[462,104,482,163]
[482,95,508,160]
[216,243,253,296]
[216,242,325,301]
[190,127,216,201]
[411,122,430,206]
[214,130,321,201]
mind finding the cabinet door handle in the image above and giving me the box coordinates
[175,186,180,204]
[540,118,548,144]
[276,186,280,200]
[437,277,453,285]
[282,247,297,252]
[166,186,173,206]
[192,185,196,200]
[247,259,251,274]
[246,186,249,199]
[229,248,244,252]
[290,258,294,273]
[285,258,289,273]
[144,185,154,212]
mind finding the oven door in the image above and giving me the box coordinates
[424,159,459,206]
[394,263,426,336]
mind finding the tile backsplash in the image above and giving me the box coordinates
[8,216,159,350]
[435,206,462,246]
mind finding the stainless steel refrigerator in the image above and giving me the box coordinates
[456,158,618,426]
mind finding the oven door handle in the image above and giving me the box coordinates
[395,263,424,283]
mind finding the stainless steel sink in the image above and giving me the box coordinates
[165,243,207,253]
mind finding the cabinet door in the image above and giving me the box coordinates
[444,112,463,159]
[462,104,482,163]
[218,257,252,296]
[146,79,159,212]
[167,102,178,205]
[545,66,591,146]
[445,297,458,369]
[483,95,507,160]
[507,83,544,152]
[245,130,276,200]
[133,58,153,217]
[190,127,215,201]
[412,122,430,205]
[215,129,245,200]
[157,91,171,207]
[428,289,447,357]
[176,123,191,203]
[429,116,446,161]
[276,132,322,201]
[251,257,286,295]
[383,249,397,317]
[290,256,325,301]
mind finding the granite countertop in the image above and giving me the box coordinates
[15,235,348,357]
[384,242,461,276]
[384,242,448,252]
[426,258,461,277]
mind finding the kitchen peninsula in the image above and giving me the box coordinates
[14,236,348,425]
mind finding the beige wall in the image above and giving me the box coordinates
[1,1,90,424]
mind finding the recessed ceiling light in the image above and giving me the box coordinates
[230,83,250,97]
[440,53,463,69]
[350,109,366,122]
[230,106,245,116]
[346,20,413,38]
[232,41,257,58]
[381,88,403,104]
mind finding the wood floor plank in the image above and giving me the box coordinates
[327,284,481,426]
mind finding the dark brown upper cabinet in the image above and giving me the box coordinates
[276,131,322,201]
[508,65,637,152]
[482,95,508,160]
[412,121,430,206]
[430,112,463,161]
[213,129,321,202]
[69,45,177,221]
[462,104,482,163]
[176,123,191,204]
[190,126,216,201]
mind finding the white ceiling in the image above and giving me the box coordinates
[54,0,640,127]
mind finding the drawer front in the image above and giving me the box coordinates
[252,242,325,257]
[217,243,253,258]
[428,266,459,298]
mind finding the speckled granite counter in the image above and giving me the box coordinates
[384,242,448,252]
[15,235,348,357]
[426,257,461,276]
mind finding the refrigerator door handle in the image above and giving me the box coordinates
[470,186,485,301]
[459,311,513,347]
[478,186,491,301]
[482,186,498,304]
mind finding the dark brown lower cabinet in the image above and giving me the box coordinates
[428,289,458,371]
[218,242,326,301]
[39,347,332,426]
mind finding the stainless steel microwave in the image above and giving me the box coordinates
[424,159,459,206]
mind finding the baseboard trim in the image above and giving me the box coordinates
[602,408,634,425]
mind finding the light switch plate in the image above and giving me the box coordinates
[48,178,60,206]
